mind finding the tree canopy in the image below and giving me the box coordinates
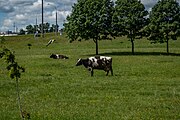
[146,0,180,53]
[64,0,114,55]
[112,0,148,54]
[64,0,180,55]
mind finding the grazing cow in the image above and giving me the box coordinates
[50,54,69,59]
[46,39,55,47]
[76,56,113,76]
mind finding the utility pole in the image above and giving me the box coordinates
[48,3,58,37]
[36,16,37,32]
[55,9,58,36]
[13,22,16,33]
[41,0,44,38]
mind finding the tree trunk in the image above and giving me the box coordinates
[95,38,99,55]
[131,38,135,55]
[16,78,23,120]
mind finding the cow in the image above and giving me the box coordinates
[76,56,113,76]
[50,54,69,59]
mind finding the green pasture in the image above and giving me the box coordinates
[0,34,180,119]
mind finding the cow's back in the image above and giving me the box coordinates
[88,56,112,68]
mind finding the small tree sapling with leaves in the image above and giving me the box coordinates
[0,48,30,119]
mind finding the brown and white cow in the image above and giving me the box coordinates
[76,56,113,76]
[50,54,69,59]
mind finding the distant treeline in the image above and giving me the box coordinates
[19,22,59,35]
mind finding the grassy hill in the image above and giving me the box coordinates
[0,33,180,119]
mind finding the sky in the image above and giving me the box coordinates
[0,0,179,33]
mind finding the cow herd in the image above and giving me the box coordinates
[50,54,113,76]
[47,39,113,76]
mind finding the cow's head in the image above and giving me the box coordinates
[50,54,56,58]
[76,58,83,66]
[64,56,69,59]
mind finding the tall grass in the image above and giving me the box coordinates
[0,34,180,119]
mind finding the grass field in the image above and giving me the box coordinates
[0,34,180,119]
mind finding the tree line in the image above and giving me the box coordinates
[20,22,59,35]
[64,0,180,55]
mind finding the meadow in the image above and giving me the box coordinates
[0,33,180,120]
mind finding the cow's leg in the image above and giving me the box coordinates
[91,69,94,76]
[110,66,113,76]
[106,70,109,76]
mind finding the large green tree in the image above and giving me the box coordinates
[145,0,180,53]
[112,0,148,54]
[64,0,114,55]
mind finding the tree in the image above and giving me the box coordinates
[50,24,55,32]
[44,22,50,33]
[0,48,28,119]
[19,29,26,35]
[64,0,114,55]
[50,24,59,33]
[145,0,180,54]
[38,23,50,34]
[26,25,35,34]
[112,0,148,54]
